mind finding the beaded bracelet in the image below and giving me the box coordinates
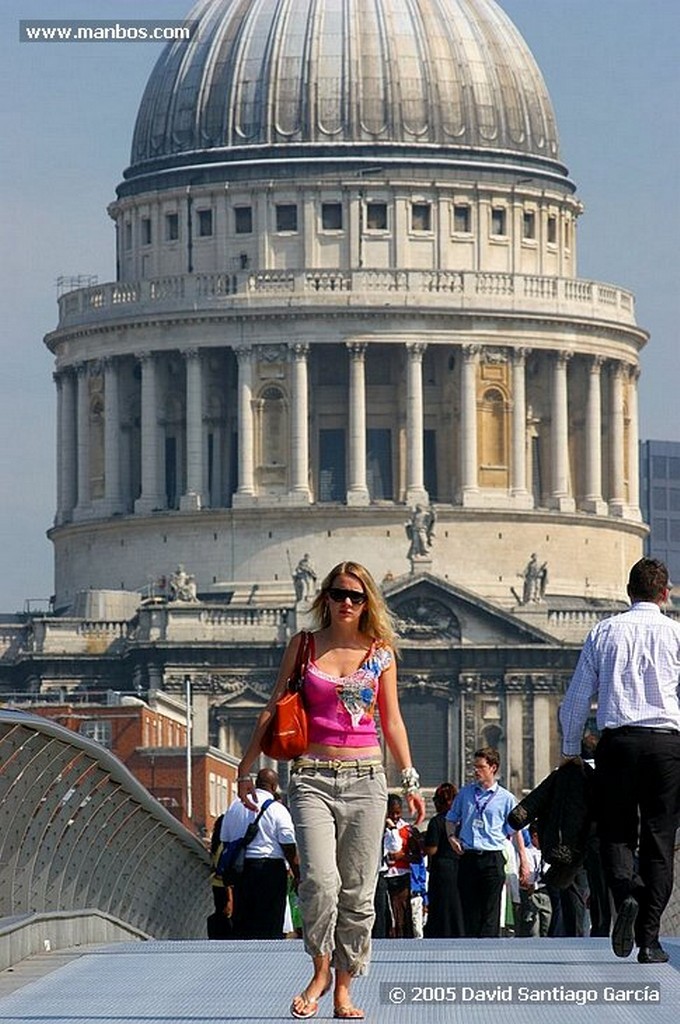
[401,766,421,796]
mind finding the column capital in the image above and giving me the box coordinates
[134,350,156,365]
[346,340,367,360]
[182,347,201,362]
[510,346,532,365]
[234,345,254,365]
[74,360,89,378]
[289,342,310,360]
[589,354,606,373]
[626,362,641,383]
[462,343,481,362]
[405,341,427,360]
[555,349,573,366]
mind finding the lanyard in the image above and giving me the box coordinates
[473,786,497,817]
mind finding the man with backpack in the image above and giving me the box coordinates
[220,768,298,938]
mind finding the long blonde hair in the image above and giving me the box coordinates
[309,560,399,651]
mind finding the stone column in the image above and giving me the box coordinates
[510,348,532,506]
[180,348,204,510]
[74,362,91,518]
[346,342,369,505]
[533,690,553,785]
[103,356,124,515]
[583,355,607,514]
[405,342,428,505]
[55,369,77,524]
[134,351,165,513]
[626,365,642,519]
[233,347,256,501]
[289,343,311,501]
[608,361,626,517]
[459,344,480,504]
[547,350,575,511]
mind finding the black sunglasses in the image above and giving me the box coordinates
[327,587,367,606]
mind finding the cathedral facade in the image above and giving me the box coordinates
[5,0,650,792]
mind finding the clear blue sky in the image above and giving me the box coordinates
[1,0,678,610]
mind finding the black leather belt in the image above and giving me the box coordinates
[605,725,680,736]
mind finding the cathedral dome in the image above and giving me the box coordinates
[126,0,562,183]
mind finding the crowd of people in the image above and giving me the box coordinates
[207,556,679,1019]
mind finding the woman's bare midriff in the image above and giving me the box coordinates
[306,741,382,760]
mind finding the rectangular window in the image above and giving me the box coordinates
[165,213,179,241]
[523,211,536,239]
[165,436,177,509]
[124,222,132,250]
[491,207,507,236]
[141,217,152,246]
[670,489,680,512]
[276,203,298,232]
[321,202,343,231]
[424,429,438,501]
[79,719,112,748]
[365,201,388,231]
[366,428,393,500]
[235,206,253,234]
[653,518,668,540]
[319,429,346,502]
[197,209,213,237]
[453,204,471,233]
[653,456,668,478]
[653,487,668,510]
[411,203,432,232]
[547,216,557,244]
[669,457,680,479]
[670,520,680,543]
[564,219,571,248]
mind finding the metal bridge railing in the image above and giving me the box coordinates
[0,710,212,941]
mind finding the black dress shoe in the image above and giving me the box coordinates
[637,944,669,964]
[611,896,638,958]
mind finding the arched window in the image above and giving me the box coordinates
[256,385,288,493]
[89,394,105,499]
[479,386,508,488]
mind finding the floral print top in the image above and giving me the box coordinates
[304,637,393,747]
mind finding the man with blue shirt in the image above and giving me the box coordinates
[446,747,529,937]
[560,558,680,964]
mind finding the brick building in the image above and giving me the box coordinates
[15,689,238,840]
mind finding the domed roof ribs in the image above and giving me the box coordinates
[311,0,347,137]
[271,0,317,141]
[124,0,563,179]
[201,0,252,150]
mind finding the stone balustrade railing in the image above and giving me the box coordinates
[55,269,638,331]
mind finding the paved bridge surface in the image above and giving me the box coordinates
[0,937,678,1024]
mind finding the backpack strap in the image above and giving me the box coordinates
[242,797,275,849]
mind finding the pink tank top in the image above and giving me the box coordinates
[304,636,392,747]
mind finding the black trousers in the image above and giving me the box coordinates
[233,858,288,939]
[458,849,505,938]
[595,727,680,947]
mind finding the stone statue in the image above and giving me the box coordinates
[292,553,317,603]
[406,504,436,561]
[168,564,198,603]
[518,553,548,604]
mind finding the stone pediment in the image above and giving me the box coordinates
[383,573,558,646]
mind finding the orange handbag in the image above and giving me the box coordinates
[261,631,310,760]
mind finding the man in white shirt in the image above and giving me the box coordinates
[559,558,680,964]
[221,768,298,938]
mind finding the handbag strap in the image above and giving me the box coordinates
[288,631,311,694]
